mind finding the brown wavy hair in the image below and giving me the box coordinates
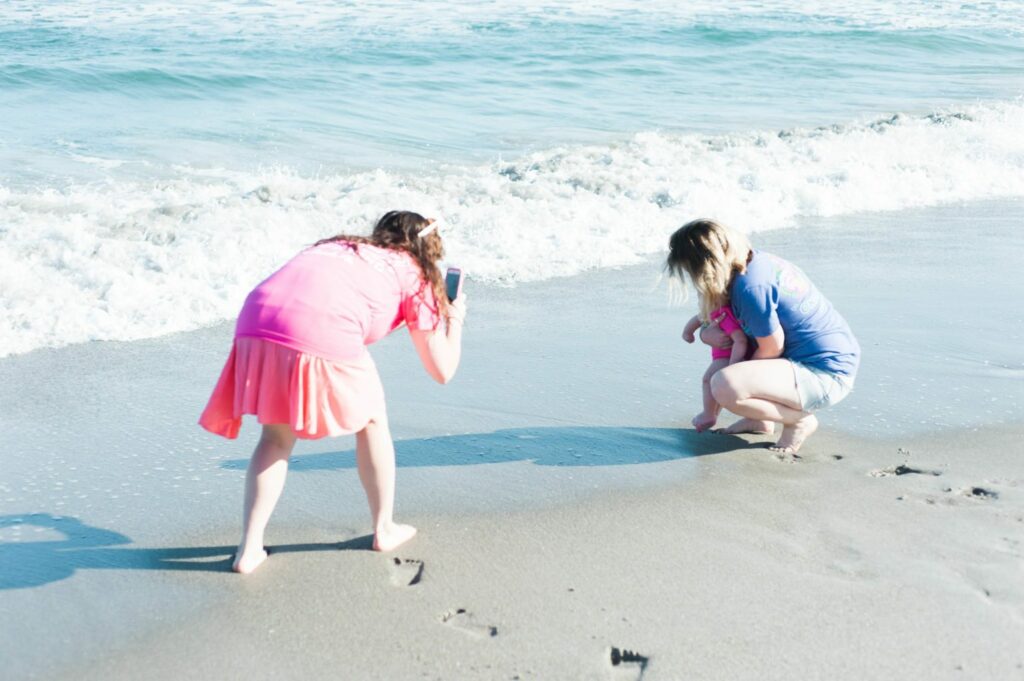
[315,210,449,321]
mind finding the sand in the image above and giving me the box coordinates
[1,200,1022,680]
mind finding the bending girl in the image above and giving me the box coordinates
[199,211,466,573]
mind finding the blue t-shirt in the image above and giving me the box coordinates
[730,251,860,377]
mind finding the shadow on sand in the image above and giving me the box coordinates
[5,427,758,589]
[221,425,759,472]
[0,513,371,590]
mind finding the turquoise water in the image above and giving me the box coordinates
[3,1,1023,178]
[1,1,1024,355]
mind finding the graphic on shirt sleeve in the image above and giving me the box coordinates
[774,259,810,299]
[767,253,826,314]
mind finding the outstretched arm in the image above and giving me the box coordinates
[409,296,466,384]
[682,314,702,343]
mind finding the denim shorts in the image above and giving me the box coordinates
[791,361,855,412]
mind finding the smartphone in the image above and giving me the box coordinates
[444,267,463,302]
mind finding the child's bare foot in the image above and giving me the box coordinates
[769,414,818,454]
[373,523,417,552]
[691,411,718,433]
[715,418,776,435]
[232,546,268,574]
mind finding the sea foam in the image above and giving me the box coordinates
[2,99,1023,357]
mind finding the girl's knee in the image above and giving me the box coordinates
[259,424,297,449]
[703,360,728,384]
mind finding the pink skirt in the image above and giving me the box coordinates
[198,337,385,440]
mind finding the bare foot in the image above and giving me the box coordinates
[769,414,818,454]
[714,418,776,435]
[232,546,268,574]
[373,523,417,552]
[691,411,718,433]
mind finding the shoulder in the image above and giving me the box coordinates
[732,253,771,297]
[393,249,424,277]
[738,250,775,279]
[383,250,430,296]
[735,251,800,291]
[302,240,357,261]
[350,244,418,278]
[731,281,775,307]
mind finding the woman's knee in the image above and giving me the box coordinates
[710,370,741,405]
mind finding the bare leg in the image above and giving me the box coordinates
[355,417,416,552]
[234,424,297,574]
[692,358,729,432]
[711,360,817,453]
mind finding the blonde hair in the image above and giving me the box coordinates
[665,219,751,321]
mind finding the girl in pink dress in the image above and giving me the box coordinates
[199,211,467,574]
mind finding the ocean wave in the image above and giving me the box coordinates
[3,1,1023,35]
[0,64,268,95]
[2,99,1023,357]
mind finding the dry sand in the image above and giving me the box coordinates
[59,425,1024,681]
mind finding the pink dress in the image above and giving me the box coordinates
[710,305,744,360]
[199,241,440,440]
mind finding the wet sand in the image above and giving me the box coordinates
[1,200,1022,680]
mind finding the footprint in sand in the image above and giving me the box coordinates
[899,485,1000,506]
[870,447,943,478]
[870,463,943,477]
[771,451,803,464]
[956,486,999,501]
[388,557,424,587]
[770,451,843,464]
[609,647,649,680]
[438,608,497,639]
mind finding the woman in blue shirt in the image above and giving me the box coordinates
[667,219,860,453]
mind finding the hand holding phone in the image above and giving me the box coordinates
[445,267,463,303]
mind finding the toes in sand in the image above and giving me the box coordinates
[769,414,818,453]
[691,411,718,433]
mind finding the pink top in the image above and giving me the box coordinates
[235,241,441,362]
[710,304,744,360]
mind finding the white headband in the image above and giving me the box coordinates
[418,218,443,237]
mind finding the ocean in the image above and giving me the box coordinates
[2,0,1023,357]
